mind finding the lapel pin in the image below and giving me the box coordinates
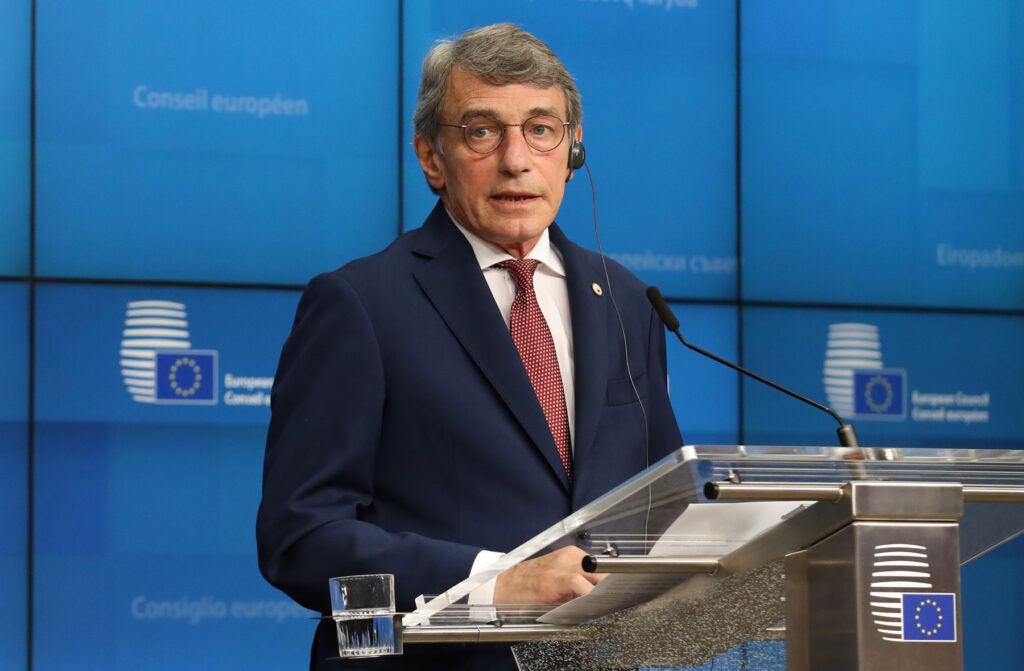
[591,282,604,297]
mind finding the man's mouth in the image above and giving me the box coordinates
[492,192,539,203]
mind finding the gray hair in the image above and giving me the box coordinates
[413,23,583,148]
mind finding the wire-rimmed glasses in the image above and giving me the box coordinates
[439,115,572,154]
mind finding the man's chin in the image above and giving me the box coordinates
[485,206,553,233]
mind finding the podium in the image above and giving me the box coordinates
[332,446,1024,670]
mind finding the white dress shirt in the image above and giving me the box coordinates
[448,212,576,606]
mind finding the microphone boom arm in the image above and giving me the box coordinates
[645,286,860,449]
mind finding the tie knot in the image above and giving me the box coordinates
[496,259,541,292]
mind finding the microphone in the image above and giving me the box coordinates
[645,286,860,448]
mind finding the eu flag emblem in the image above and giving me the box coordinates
[902,593,956,642]
[155,350,219,404]
[853,368,906,418]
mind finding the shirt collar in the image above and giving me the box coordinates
[446,207,566,277]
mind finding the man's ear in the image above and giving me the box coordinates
[414,134,446,192]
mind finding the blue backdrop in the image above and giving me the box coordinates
[33,284,312,669]
[0,285,28,670]
[0,0,29,276]
[5,0,1023,669]
[742,0,1024,310]
[35,1,399,284]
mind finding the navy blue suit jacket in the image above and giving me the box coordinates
[257,202,682,669]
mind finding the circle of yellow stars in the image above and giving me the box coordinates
[864,374,895,413]
[168,357,203,397]
[913,598,945,637]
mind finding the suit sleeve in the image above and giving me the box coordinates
[644,301,685,460]
[256,272,481,613]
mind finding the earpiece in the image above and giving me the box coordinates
[568,138,586,171]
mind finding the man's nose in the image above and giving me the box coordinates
[497,127,532,173]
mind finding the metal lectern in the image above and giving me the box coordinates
[330,446,1024,670]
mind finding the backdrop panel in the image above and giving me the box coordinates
[0,0,29,276]
[742,0,1024,309]
[665,302,739,445]
[33,284,315,671]
[742,306,1024,449]
[35,0,399,284]
[402,0,737,299]
[0,284,28,670]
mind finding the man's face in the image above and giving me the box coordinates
[415,67,582,257]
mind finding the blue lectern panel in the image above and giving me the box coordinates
[402,0,736,299]
[35,1,398,284]
[0,1,29,276]
[742,307,1024,450]
[742,1,1024,309]
[34,284,316,670]
[665,303,739,445]
[0,284,27,670]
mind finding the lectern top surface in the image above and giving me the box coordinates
[405,445,1023,626]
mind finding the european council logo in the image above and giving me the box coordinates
[119,299,219,405]
[869,543,957,643]
[823,323,907,421]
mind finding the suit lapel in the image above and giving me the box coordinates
[549,226,608,483]
[410,204,571,492]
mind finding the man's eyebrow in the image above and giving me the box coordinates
[460,107,501,122]
[459,106,564,122]
[525,106,562,119]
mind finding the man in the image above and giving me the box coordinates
[257,24,682,670]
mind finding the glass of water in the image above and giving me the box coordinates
[329,574,401,657]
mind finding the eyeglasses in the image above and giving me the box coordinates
[438,115,572,154]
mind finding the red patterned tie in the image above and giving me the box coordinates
[496,259,572,482]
